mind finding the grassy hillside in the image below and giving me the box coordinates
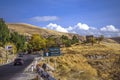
[7,23,84,40]
[7,23,119,43]
[42,42,120,80]
[7,23,62,36]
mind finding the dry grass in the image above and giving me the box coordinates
[42,42,120,80]
[7,23,73,38]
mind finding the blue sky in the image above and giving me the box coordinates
[0,0,120,37]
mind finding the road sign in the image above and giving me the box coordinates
[43,47,61,57]
[5,45,12,50]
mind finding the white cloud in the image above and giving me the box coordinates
[100,25,119,32]
[76,23,90,30]
[89,27,97,30]
[44,22,120,37]
[71,31,77,34]
[66,26,73,31]
[46,23,68,33]
[30,16,59,22]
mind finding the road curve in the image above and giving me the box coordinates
[0,55,34,80]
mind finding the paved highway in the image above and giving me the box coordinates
[0,55,34,80]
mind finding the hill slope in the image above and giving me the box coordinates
[7,23,120,43]
[110,37,120,43]
[7,23,61,36]
[44,43,120,80]
[7,23,84,40]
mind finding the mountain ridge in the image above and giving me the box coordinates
[7,23,85,40]
[109,37,120,43]
[7,23,120,43]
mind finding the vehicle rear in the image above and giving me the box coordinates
[14,58,24,66]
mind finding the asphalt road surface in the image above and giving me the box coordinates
[0,55,34,80]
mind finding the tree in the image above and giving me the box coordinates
[65,39,72,47]
[10,32,26,51]
[0,18,10,46]
[29,34,46,51]
[85,35,97,46]
[61,35,69,40]
[46,37,56,48]
[60,35,71,47]
[22,42,28,52]
[71,35,79,44]
[89,37,96,46]
[97,35,104,44]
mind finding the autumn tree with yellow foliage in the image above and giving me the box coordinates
[29,34,46,51]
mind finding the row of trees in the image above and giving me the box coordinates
[0,18,80,53]
[0,18,26,53]
[84,35,104,46]
[60,35,79,47]
[28,34,104,51]
[27,34,79,51]
[0,18,10,46]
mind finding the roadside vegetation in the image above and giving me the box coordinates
[0,18,26,63]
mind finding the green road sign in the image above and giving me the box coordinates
[43,47,61,57]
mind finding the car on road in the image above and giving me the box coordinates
[14,58,24,66]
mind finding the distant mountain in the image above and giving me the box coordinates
[7,23,84,41]
[109,37,120,43]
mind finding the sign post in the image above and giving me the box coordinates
[43,47,61,57]
[5,45,13,63]
[43,47,61,72]
[5,45,13,51]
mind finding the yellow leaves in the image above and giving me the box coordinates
[30,34,47,49]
